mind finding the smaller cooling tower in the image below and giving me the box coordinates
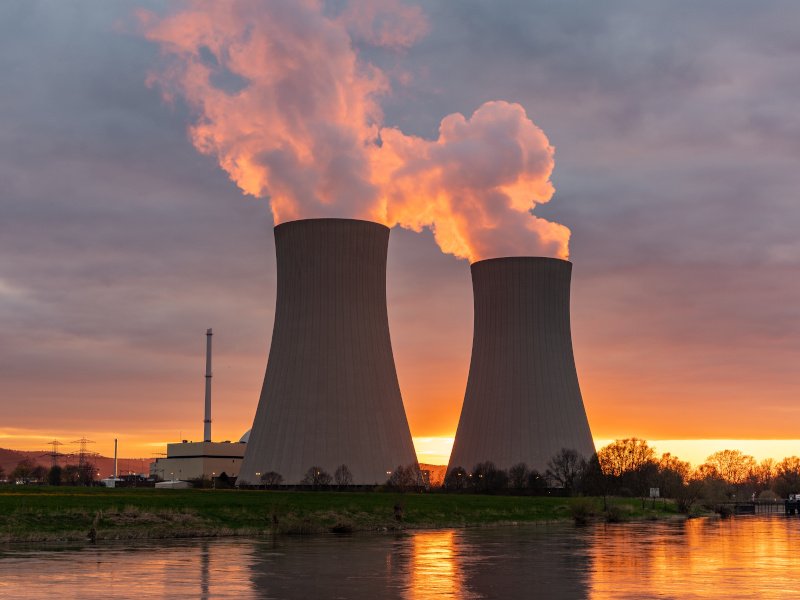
[238,218,417,485]
[448,257,594,475]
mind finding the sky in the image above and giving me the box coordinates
[2,1,800,467]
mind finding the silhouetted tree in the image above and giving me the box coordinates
[387,464,422,492]
[444,466,468,491]
[470,462,508,493]
[260,471,283,487]
[674,479,705,514]
[302,466,332,489]
[754,459,775,493]
[78,461,96,486]
[546,449,586,494]
[579,454,609,507]
[63,465,81,485]
[334,464,353,487]
[47,465,62,485]
[774,456,800,497]
[31,465,47,482]
[509,463,529,491]
[216,472,234,489]
[11,459,36,482]
[656,453,691,498]
[702,450,756,486]
[597,439,655,478]
[527,470,548,495]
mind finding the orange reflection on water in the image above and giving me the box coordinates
[404,530,476,600]
[589,517,800,599]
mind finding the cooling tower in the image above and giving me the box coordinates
[448,257,594,475]
[238,218,417,485]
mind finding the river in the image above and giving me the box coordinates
[1,516,798,599]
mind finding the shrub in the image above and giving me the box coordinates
[570,499,595,525]
[604,505,625,523]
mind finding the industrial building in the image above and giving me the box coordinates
[237,218,417,485]
[149,439,246,482]
[448,257,595,474]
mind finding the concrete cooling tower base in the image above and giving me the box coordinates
[238,219,417,485]
[448,257,594,475]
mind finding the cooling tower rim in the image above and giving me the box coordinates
[470,256,572,267]
[275,217,389,231]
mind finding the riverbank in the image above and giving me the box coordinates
[0,486,684,543]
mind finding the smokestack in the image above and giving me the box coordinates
[238,218,417,485]
[448,257,594,474]
[114,438,118,480]
[204,328,212,442]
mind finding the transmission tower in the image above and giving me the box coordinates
[71,438,95,468]
[41,439,65,468]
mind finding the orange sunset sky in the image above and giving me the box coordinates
[2,2,800,469]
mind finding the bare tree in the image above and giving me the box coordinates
[301,466,332,489]
[657,453,691,498]
[387,464,422,492]
[444,466,468,491]
[775,456,800,497]
[470,462,508,493]
[546,449,586,494]
[509,462,529,491]
[701,450,756,486]
[10,459,36,483]
[260,471,283,487]
[597,439,655,477]
[753,458,775,492]
[334,464,353,487]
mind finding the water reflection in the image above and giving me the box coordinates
[588,517,800,599]
[405,530,472,599]
[2,517,800,599]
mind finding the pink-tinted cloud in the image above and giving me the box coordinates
[140,0,567,262]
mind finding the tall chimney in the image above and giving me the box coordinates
[114,438,118,480]
[448,257,594,474]
[238,218,417,485]
[204,328,213,442]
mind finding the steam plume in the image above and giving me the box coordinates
[140,0,569,262]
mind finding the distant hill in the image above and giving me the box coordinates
[0,448,150,478]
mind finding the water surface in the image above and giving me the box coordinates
[1,516,798,599]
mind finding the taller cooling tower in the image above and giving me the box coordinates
[238,218,417,485]
[448,257,594,475]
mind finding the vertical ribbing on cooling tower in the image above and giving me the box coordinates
[238,218,417,485]
[447,257,595,474]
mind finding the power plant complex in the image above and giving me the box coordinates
[447,257,595,474]
[237,219,418,485]
[182,222,594,486]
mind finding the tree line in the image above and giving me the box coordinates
[444,439,800,513]
[1,459,97,486]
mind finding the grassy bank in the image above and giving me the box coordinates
[0,486,682,543]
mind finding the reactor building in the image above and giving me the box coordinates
[237,218,417,485]
[448,257,595,475]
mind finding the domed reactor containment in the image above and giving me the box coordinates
[448,257,595,474]
[238,218,417,485]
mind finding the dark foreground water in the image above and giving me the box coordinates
[1,516,799,599]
